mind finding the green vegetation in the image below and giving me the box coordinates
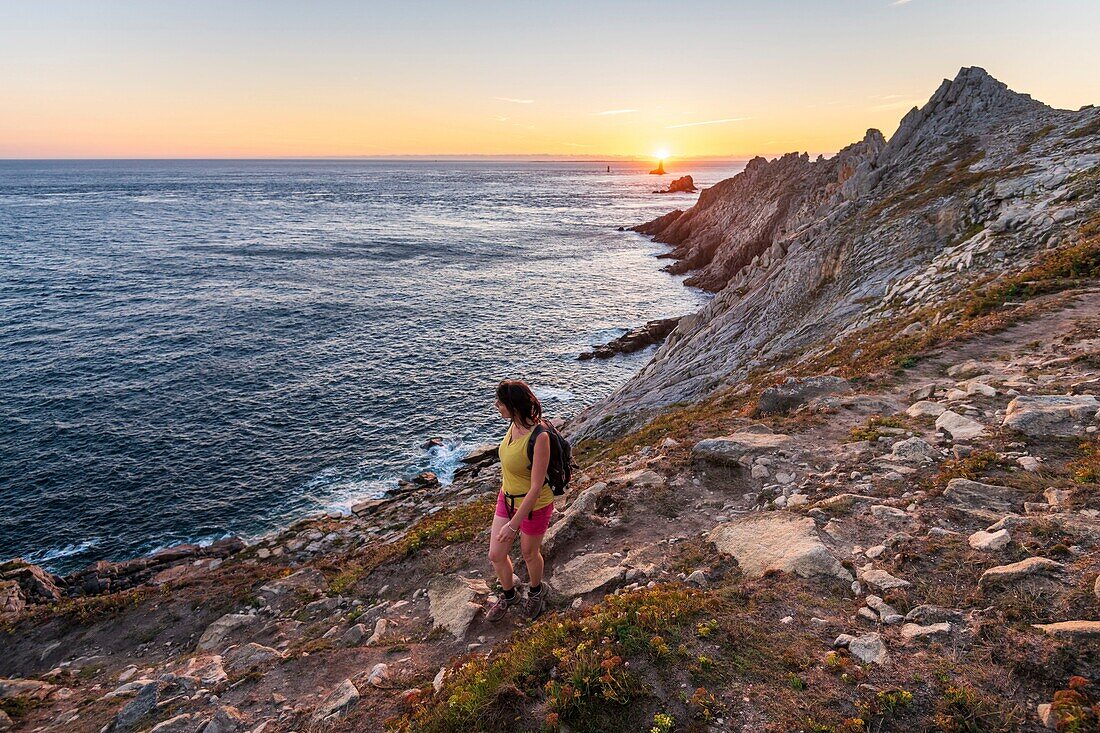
[390,585,709,733]
[1068,439,1100,484]
[929,450,1004,493]
[848,415,904,443]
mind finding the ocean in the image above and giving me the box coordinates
[0,159,744,574]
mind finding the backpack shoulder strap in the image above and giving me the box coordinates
[526,422,547,465]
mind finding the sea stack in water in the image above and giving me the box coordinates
[650,160,666,175]
[655,175,696,194]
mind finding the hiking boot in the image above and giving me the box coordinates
[524,586,547,621]
[485,591,521,622]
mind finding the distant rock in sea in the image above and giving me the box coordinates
[654,175,696,194]
[650,160,666,175]
[578,316,683,359]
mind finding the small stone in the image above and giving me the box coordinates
[870,505,909,522]
[366,617,389,645]
[1031,621,1100,638]
[900,622,951,640]
[1017,456,1041,472]
[968,529,1011,551]
[859,568,910,590]
[848,633,889,664]
[368,663,389,687]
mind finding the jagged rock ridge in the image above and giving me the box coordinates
[572,67,1100,439]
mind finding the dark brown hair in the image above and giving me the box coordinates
[496,379,542,428]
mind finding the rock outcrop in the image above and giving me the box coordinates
[578,316,683,360]
[572,67,1100,439]
[654,175,697,194]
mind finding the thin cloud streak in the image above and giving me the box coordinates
[892,0,914,5]
[494,97,534,104]
[595,109,637,116]
[665,117,750,129]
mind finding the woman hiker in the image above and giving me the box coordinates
[485,379,555,622]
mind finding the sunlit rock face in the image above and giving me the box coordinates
[571,67,1100,440]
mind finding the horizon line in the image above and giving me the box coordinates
[0,153,764,163]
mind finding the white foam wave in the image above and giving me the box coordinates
[533,385,578,402]
[24,539,100,565]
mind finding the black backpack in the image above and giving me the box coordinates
[526,420,573,495]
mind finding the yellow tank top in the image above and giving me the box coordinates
[498,423,554,511]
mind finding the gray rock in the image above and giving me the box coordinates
[943,479,1022,513]
[1003,395,1099,437]
[427,576,481,639]
[935,410,986,440]
[709,514,852,581]
[223,643,285,673]
[113,681,159,729]
[859,568,910,591]
[312,679,360,721]
[196,614,260,653]
[870,505,910,522]
[968,528,1011,551]
[848,633,889,665]
[888,437,937,463]
[549,553,625,596]
[979,557,1064,586]
[692,432,792,465]
[341,624,368,647]
[755,376,850,415]
[199,706,242,733]
[900,622,951,640]
[149,715,198,733]
[947,360,988,379]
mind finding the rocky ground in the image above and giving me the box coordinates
[3,67,1100,732]
[3,288,1099,732]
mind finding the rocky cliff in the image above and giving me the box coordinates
[2,68,1099,733]
[572,67,1100,440]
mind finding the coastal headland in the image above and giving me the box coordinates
[3,67,1100,732]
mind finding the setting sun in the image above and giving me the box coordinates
[653,149,670,161]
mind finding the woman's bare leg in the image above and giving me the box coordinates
[488,514,517,590]
[520,531,545,588]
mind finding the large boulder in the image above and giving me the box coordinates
[542,482,608,558]
[709,514,852,581]
[196,614,261,653]
[1003,395,1099,437]
[943,479,1023,513]
[549,553,625,596]
[312,679,360,722]
[0,561,62,604]
[935,410,986,440]
[755,376,850,416]
[693,432,792,465]
[427,576,482,639]
[979,557,1063,586]
[0,582,25,618]
[223,643,285,674]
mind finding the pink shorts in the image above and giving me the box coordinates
[495,491,554,536]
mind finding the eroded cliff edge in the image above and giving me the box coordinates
[570,66,1100,441]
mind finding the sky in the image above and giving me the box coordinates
[2,0,1099,159]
